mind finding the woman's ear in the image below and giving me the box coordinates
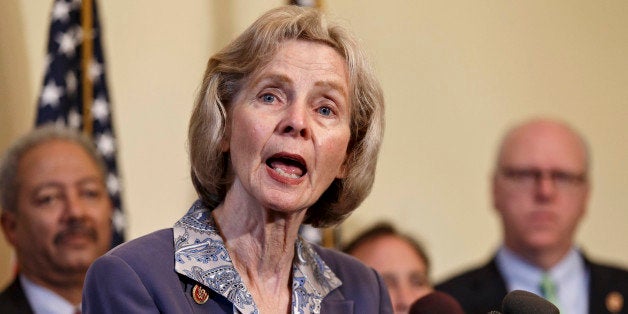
[220,137,230,152]
[336,159,349,179]
[221,120,231,152]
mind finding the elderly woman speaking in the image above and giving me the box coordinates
[83,5,389,313]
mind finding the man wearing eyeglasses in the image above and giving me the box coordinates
[436,118,628,314]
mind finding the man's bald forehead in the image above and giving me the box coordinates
[495,118,590,170]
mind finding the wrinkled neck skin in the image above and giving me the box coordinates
[211,190,308,313]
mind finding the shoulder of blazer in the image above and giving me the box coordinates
[0,277,35,314]
[435,256,507,314]
[583,254,628,314]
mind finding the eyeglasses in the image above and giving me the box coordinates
[499,167,587,191]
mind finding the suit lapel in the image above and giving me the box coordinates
[0,277,35,314]
[482,258,510,308]
[320,300,353,313]
[320,289,354,313]
[584,256,626,314]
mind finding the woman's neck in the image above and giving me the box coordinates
[214,204,301,273]
[212,195,307,313]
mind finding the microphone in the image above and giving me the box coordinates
[409,291,464,314]
[501,290,559,314]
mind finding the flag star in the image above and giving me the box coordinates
[107,173,120,195]
[57,31,78,57]
[68,108,82,129]
[40,80,64,107]
[96,133,116,157]
[44,54,53,69]
[55,117,66,127]
[300,225,322,244]
[295,0,316,6]
[69,0,82,10]
[51,0,71,22]
[72,25,84,42]
[66,71,77,95]
[92,96,110,122]
[89,60,103,83]
[112,208,126,233]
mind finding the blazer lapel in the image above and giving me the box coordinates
[320,299,354,313]
[319,288,354,313]
[0,277,35,314]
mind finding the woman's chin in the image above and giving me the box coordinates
[259,196,312,217]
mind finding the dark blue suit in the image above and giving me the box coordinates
[83,228,393,313]
[436,255,628,314]
[0,278,34,314]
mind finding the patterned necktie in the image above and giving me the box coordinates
[540,273,560,308]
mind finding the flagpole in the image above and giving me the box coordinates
[81,0,94,135]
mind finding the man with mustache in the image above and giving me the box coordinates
[0,126,112,314]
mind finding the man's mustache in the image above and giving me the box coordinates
[54,221,98,245]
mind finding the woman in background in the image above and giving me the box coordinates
[83,5,390,313]
[345,222,433,314]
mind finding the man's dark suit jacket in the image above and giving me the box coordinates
[436,255,628,314]
[83,228,393,313]
[0,277,34,314]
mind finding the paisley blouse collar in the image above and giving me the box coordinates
[173,200,342,314]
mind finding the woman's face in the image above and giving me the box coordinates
[225,39,351,213]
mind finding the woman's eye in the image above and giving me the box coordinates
[318,106,333,116]
[261,94,276,103]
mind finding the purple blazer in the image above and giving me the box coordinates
[83,228,393,313]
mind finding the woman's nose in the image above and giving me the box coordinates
[279,100,310,139]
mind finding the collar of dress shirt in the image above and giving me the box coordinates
[495,245,589,314]
[20,274,78,314]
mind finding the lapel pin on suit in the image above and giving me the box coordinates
[605,291,623,313]
[192,284,209,305]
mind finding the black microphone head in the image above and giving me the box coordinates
[502,290,559,314]
[409,291,465,314]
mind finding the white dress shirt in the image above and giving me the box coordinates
[495,246,589,314]
[20,274,80,314]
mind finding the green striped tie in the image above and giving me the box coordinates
[540,273,560,309]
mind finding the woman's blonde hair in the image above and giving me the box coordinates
[188,5,384,227]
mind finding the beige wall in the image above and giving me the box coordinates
[1,0,627,288]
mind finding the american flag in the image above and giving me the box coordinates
[36,0,125,247]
